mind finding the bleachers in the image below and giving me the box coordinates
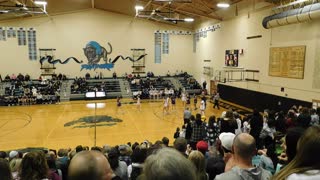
[70,78,122,100]
[178,77,202,95]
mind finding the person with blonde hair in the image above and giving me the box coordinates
[188,150,208,180]
[9,158,22,179]
[273,126,320,180]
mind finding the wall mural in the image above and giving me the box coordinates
[40,56,83,65]
[81,41,148,71]
[64,115,123,129]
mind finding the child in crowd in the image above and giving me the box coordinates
[174,127,180,139]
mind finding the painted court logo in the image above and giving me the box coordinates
[64,115,123,129]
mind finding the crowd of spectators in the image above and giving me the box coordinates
[0,105,319,180]
[0,74,62,106]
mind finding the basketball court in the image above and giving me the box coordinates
[0,99,223,151]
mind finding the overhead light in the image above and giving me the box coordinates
[217,3,230,8]
[184,18,194,22]
[0,10,9,13]
[34,1,47,5]
[135,5,144,11]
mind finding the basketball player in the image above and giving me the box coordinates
[163,96,169,114]
[181,91,187,107]
[136,95,141,111]
[193,94,198,110]
[171,95,176,110]
[200,97,206,116]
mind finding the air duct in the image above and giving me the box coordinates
[262,2,320,29]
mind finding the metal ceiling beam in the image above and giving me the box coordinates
[139,0,222,20]
[143,0,152,9]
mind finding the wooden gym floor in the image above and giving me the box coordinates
[0,99,225,151]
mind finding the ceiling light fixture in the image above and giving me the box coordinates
[217,2,230,8]
[34,0,47,12]
[34,1,47,5]
[184,18,194,22]
[135,5,144,11]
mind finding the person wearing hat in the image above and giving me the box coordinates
[196,140,209,157]
[9,151,19,161]
[218,132,236,171]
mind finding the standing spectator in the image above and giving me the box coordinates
[213,92,220,110]
[310,108,319,126]
[206,115,219,146]
[220,110,238,134]
[203,81,207,90]
[174,127,180,139]
[215,133,271,180]
[183,107,192,124]
[185,116,194,143]
[249,109,264,149]
[190,114,206,150]
[296,107,311,128]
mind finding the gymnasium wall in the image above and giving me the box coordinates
[194,6,320,103]
[0,9,194,78]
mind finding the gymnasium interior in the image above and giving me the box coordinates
[0,0,319,179]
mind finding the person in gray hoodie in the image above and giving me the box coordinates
[215,133,271,180]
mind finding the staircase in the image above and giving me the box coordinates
[119,79,132,98]
[60,80,72,102]
[168,77,183,91]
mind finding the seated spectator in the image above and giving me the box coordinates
[24,74,30,81]
[46,152,61,180]
[274,126,320,179]
[107,147,128,180]
[276,127,305,171]
[9,158,22,179]
[215,133,271,180]
[68,151,113,180]
[11,74,16,80]
[113,72,117,79]
[56,149,69,180]
[129,145,147,180]
[0,151,7,159]
[85,72,90,79]
[142,148,196,180]
[162,137,169,147]
[118,145,132,166]
[5,74,10,81]
[17,73,24,81]
[0,158,12,180]
[9,151,19,161]
[19,151,49,180]
[188,150,208,180]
